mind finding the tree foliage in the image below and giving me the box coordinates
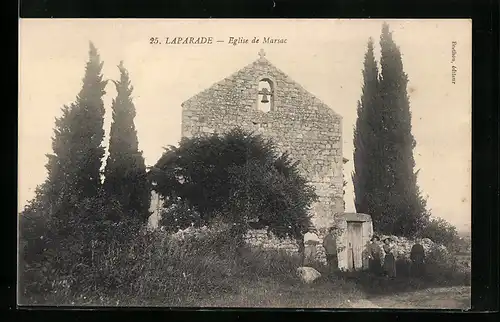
[149,128,317,242]
[20,43,107,300]
[352,24,429,237]
[420,217,460,252]
[18,43,154,303]
[352,37,382,214]
[43,42,107,220]
[104,61,150,222]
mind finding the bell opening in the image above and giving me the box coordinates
[258,80,273,113]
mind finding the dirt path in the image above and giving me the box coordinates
[347,298,381,308]
[348,286,471,310]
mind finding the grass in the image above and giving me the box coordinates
[30,275,360,308]
[19,225,471,308]
[20,227,355,307]
[194,276,362,308]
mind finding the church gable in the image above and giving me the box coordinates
[181,50,340,121]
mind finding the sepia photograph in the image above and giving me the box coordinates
[18,19,471,309]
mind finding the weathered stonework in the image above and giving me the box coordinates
[181,52,344,231]
[245,229,299,255]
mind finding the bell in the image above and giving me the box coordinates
[259,87,270,103]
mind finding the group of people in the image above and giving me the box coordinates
[366,235,396,278]
[367,235,427,279]
[304,228,427,279]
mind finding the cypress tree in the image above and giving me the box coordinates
[352,38,384,219]
[44,42,107,218]
[353,25,428,237]
[377,23,428,236]
[104,61,150,222]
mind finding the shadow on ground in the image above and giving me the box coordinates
[333,269,470,300]
[367,286,471,309]
[325,270,471,309]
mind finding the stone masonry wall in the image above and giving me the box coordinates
[245,229,299,255]
[181,54,344,229]
[245,229,327,265]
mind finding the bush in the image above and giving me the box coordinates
[19,214,277,305]
[158,201,202,233]
[149,128,317,243]
[18,212,52,302]
[20,211,322,306]
[419,217,460,252]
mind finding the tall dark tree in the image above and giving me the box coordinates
[104,61,150,222]
[44,42,107,219]
[19,43,108,290]
[352,38,384,217]
[353,24,428,237]
[378,23,428,236]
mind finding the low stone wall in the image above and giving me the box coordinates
[376,234,446,260]
[244,229,334,265]
[244,229,299,255]
[244,229,329,265]
[159,225,447,269]
[169,226,304,257]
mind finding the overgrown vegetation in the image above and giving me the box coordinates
[352,23,429,237]
[418,217,464,252]
[19,219,360,306]
[149,128,318,248]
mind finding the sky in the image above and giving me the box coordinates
[18,19,472,232]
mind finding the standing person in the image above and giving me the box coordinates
[367,235,383,275]
[303,231,320,266]
[410,242,426,278]
[382,237,397,279]
[322,227,339,273]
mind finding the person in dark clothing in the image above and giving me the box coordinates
[322,227,339,273]
[367,235,383,275]
[382,237,397,279]
[410,243,426,278]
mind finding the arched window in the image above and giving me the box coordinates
[257,78,274,112]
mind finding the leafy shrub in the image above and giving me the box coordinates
[149,128,317,243]
[419,217,460,252]
[159,201,202,233]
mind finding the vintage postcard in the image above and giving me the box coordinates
[18,19,471,309]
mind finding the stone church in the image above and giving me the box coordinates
[181,49,346,229]
[149,50,371,270]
